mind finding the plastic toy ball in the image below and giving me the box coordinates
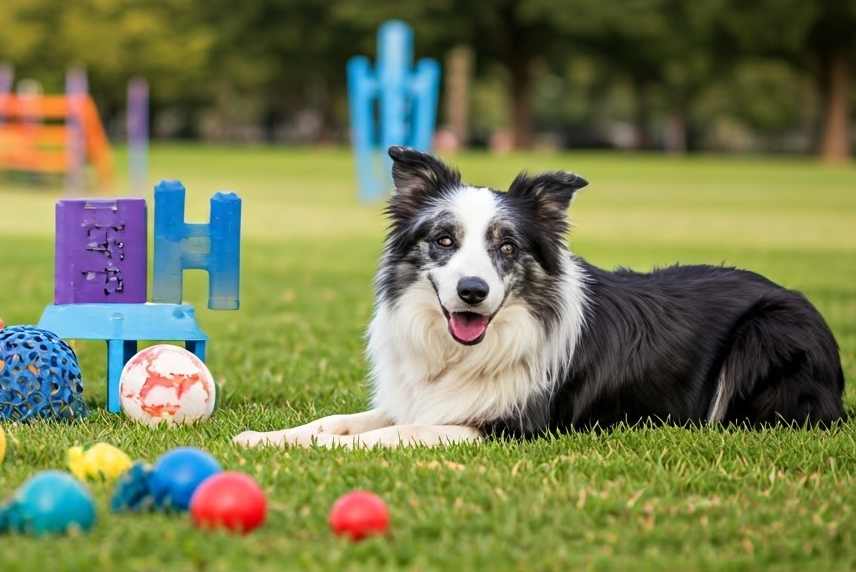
[329,490,390,541]
[0,326,87,422]
[0,426,5,464]
[119,344,216,426]
[110,461,155,512]
[68,442,133,481]
[190,472,267,534]
[0,471,95,535]
[148,447,222,511]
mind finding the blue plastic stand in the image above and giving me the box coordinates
[38,303,207,413]
[152,180,241,310]
[347,20,440,202]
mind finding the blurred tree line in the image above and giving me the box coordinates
[1,0,853,160]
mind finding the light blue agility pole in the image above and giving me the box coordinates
[347,20,440,202]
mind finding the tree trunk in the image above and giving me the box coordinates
[819,51,851,163]
[443,46,473,146]
[509,53,534,150]
[664,112,688,154]
[632,78,654,150]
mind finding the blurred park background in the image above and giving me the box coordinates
[1,0,855,161]
[1,3,855,569]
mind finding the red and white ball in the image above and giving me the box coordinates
[119,344,216,426]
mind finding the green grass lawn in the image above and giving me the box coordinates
[1,145,855,571]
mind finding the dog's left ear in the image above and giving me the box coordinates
[507,171,589,214]
[386,146,462,226]
[388,146,461,199]
[386,146,461,224]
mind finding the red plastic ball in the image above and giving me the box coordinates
[328,490,390,541]
[189,472,267,534]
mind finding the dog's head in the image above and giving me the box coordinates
[377,146,588,346]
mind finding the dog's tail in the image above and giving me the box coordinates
[707,294,844,427]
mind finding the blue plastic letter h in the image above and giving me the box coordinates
[152,180,241,310]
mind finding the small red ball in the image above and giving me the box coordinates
[328,490,390,541]
[190,472,267,534]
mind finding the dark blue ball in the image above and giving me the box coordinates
[148,447,222,511]
[0,326,87,422]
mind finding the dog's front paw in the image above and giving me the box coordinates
[232,428,332,448]
[279,427,335,447]
[232,430,286,448]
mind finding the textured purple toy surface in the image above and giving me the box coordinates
[54,198,147,304]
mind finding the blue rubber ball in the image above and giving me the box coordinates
[0,326,87,422]
[0,471,96,535]
[148,447,222,511]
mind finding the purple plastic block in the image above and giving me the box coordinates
[54,198,147,304]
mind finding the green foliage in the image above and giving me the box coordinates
[702,60,811,133]
[719,0,856,63]
[0,0,852,149]
[0,146,855,570]
[1,0,213,112]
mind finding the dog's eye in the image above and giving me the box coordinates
[435,235,455,248]
[500,242,517,257]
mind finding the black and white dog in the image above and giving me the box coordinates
[234,147,845,448]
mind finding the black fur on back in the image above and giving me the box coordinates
[482,261,845,436]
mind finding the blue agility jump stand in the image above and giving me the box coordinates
[38,181,241,413]
[37,304,208,413]
[153,180,241,310]
[347,20,440,202]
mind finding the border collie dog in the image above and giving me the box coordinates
[234,147,845,448]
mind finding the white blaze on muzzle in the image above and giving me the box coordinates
[428,188,507,344]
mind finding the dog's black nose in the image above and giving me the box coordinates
[457,277,489,305]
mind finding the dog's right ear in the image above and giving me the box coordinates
[387,147,461,219]
[507,171,589,215]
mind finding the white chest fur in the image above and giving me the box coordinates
[367,261,587,425]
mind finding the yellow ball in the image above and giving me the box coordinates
[0,427,6,463]
[67,442,132,481]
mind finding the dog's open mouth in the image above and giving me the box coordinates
[445,310,490,345]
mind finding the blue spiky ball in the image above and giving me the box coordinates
[0,326,87,422]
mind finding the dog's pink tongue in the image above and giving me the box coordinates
[449,313,489,343]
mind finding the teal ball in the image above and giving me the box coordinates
[1,471,95,535]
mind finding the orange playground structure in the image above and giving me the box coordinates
[0,90,114,190]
